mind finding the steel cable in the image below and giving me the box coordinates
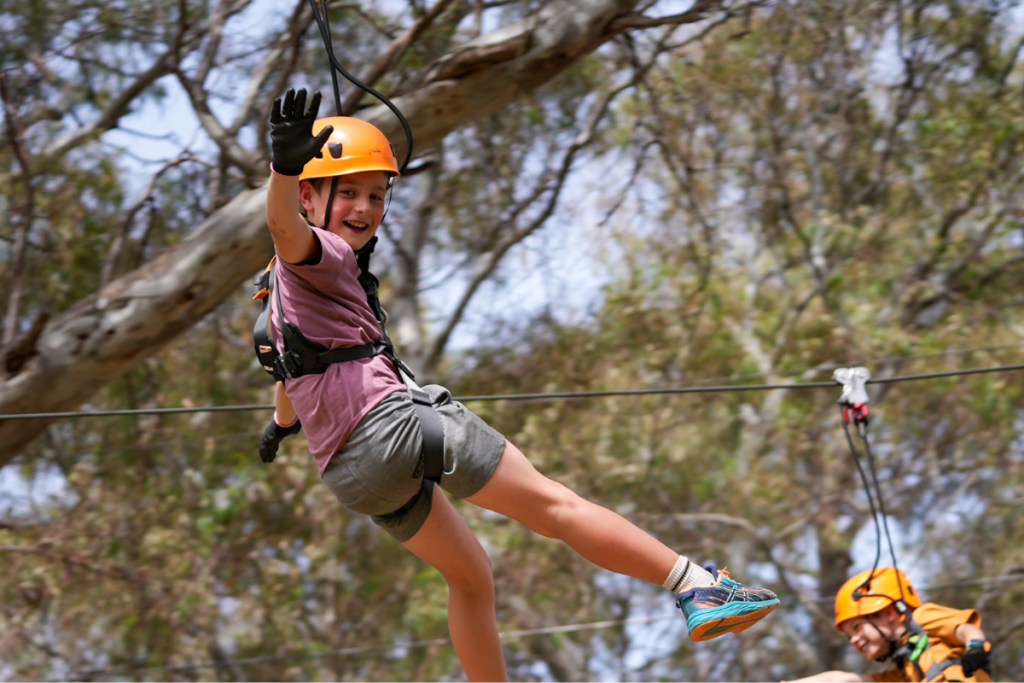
[3,362,1023,421]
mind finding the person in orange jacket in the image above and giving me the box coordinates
[793,567,992,682]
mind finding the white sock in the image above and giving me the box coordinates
[662,556,716,593]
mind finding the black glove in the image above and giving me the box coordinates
[259,418,302,463]
[268,88,333,176]
[961,639,992,678]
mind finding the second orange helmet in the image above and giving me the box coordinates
[834,567,922,630]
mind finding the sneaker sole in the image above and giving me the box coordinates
[688,601,779,641]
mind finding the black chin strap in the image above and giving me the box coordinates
[866,614,901,663]
[318,176,339,230]
[869,610,928,681]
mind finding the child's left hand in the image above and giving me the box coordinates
[259,418,302,463]
[961,639,992,677]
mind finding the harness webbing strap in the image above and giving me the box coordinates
[354,237,445,485]
[409,386,445,482]
[924,658,961,682]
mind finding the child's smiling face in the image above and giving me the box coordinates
[839,606,903,661]
[300,170,390,251]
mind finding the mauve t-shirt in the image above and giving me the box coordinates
[271,229,406,476]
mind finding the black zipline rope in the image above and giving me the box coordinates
[312,0,343,116]
[2,362,1023,421]
[842,416,909,606]
[861,426,908,604]
[306,0,414,172]
[841,418,886,595]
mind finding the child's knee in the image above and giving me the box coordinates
[444,550,494,597]
[534,482,584,539]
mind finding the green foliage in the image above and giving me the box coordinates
[4,0,1024,681]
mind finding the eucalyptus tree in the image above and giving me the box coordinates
[0,0,762,680]
[0,0,733,461]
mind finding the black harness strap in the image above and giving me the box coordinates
[354,237,445,484]
[409,386,445,482]
[253,260,388,381]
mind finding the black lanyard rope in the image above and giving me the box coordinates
[840,403,910,608]
[306,0,413,173]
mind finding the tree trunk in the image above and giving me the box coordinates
[0,0,658,464]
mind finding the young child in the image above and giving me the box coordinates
[257,87,780,681]
[793,567,993,683]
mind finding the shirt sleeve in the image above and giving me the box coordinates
[280,230,358,292]
[913,602,981,644]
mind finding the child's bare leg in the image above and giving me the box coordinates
[466,441,677,585]
[402,483,508,682]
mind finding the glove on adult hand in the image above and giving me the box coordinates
[259,419,302,463]
[269,88,333,176]
[961,639,992,678]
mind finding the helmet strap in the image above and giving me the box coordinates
[319,176,339,230]
[866,614,900,663]
[380,180,394,224]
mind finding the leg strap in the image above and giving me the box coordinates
[388,479,434,518]
[408,386,445,483]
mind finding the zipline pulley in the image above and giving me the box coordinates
[834,366,871,430]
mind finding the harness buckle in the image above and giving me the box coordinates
[274,350,302,379]
[834,367,871,425]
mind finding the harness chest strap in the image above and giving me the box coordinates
[253,262,389,380]
[891,617,970,683]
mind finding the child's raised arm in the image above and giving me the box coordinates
[266,88,333,264]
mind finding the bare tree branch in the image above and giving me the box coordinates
[39,52,177,162]
[341,0,461,115]
[0,75,35,346]
[422,76,626,371]
[98,151,197,291]
[607,0,720,33]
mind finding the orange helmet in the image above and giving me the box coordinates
[299,117,399,181]
[834,567,922,630]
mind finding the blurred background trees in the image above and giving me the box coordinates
[2,0,1023,680]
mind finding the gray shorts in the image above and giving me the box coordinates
[322,385,506,542]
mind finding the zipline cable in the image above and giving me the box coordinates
[3,362,1024,421]
[80,573,1024,678]
[680,341,1024,387]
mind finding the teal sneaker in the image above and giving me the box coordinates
[675,565,780,641]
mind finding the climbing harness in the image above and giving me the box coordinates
[252,0,445,489]
[252,245,445,485]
